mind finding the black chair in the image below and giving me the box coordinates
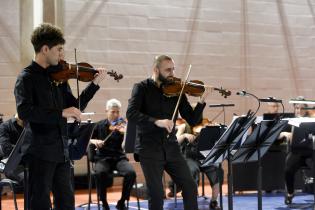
[0,177,19,210]
[300,159,314,186]
[86,145,140,210]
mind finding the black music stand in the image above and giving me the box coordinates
[232,119,288,210]
[201,113,256,210]
[198,125,226,209]
[67,121,96,161]
[67,121,96,200]
[3,128,30,210]
[66,122,101,210]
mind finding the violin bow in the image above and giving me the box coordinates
[74,48,81,111]
[167,65,192,138]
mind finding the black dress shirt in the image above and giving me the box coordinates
[14,61,99,162]
[91,119,126,160]
[126,78,205,160]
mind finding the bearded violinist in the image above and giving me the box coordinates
[89,98,136,210]
[126,55,212,210]
[14,23,106,210]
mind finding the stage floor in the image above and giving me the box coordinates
[2,184,314,210]
[76,193,315,210]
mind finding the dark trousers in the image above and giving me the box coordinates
[28,157,74,210]
[169,158,223,191]
[94,158,136,205]
[285,152,311,194]
[140,155,198,210]
[186,158,223,187]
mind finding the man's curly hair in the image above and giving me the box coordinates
[31,23,65,53]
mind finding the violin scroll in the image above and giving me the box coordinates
[214,87,231,98]
[107,69,123,82]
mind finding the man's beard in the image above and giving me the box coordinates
[158,72,169,84]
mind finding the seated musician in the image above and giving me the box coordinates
[266,101,280,114]
[264,97,291,145]
[0,114,24,182]
[168,118,223,210]
[284,96,310,205]
[89,98,136,210]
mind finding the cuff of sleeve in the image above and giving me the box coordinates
[196,102,206,109]
[90,82,100,90]
[148,117,157,124]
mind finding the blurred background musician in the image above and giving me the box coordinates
[0,113,24,183]
[168,117,223,210]
[89,98,136,210]
[284,96,310,205]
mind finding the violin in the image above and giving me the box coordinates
[101,117,126,144]
[108,117,127,134]
[49,60,123,84]
[161,76,231,98]
[192,118,219,134]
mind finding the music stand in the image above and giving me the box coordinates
[198,125,226,209]
[201,114,256,210]
[67,121,96,160]
[66,122,102,210]
[3,128,30,210]
[67,121,96,207]
[263,113,295,120]
[232,119,288,210]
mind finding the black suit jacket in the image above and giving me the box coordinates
[14,61,99,162]
[126,78,205,160]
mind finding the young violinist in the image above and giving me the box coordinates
[89,98,136,210]
[14,23,106,210]
[126,54,212,210]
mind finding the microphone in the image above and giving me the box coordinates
[236,90,247,96]
[209,104,235,108]
[258,97,282,103]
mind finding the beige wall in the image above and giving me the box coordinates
[1,0,315,121]
[62,0,315,123]
[1,0,315,183]
[0,0,21,118]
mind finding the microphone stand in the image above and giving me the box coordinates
[209,104,235,125]
[243,92,260,116]
[208,104,234,209]
[237,91,263,210]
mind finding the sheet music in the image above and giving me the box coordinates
[67,112,95,123]
[289,100,315,105]
[200,150,211,158]
[288,117,315,127]
[255,116,263,124]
